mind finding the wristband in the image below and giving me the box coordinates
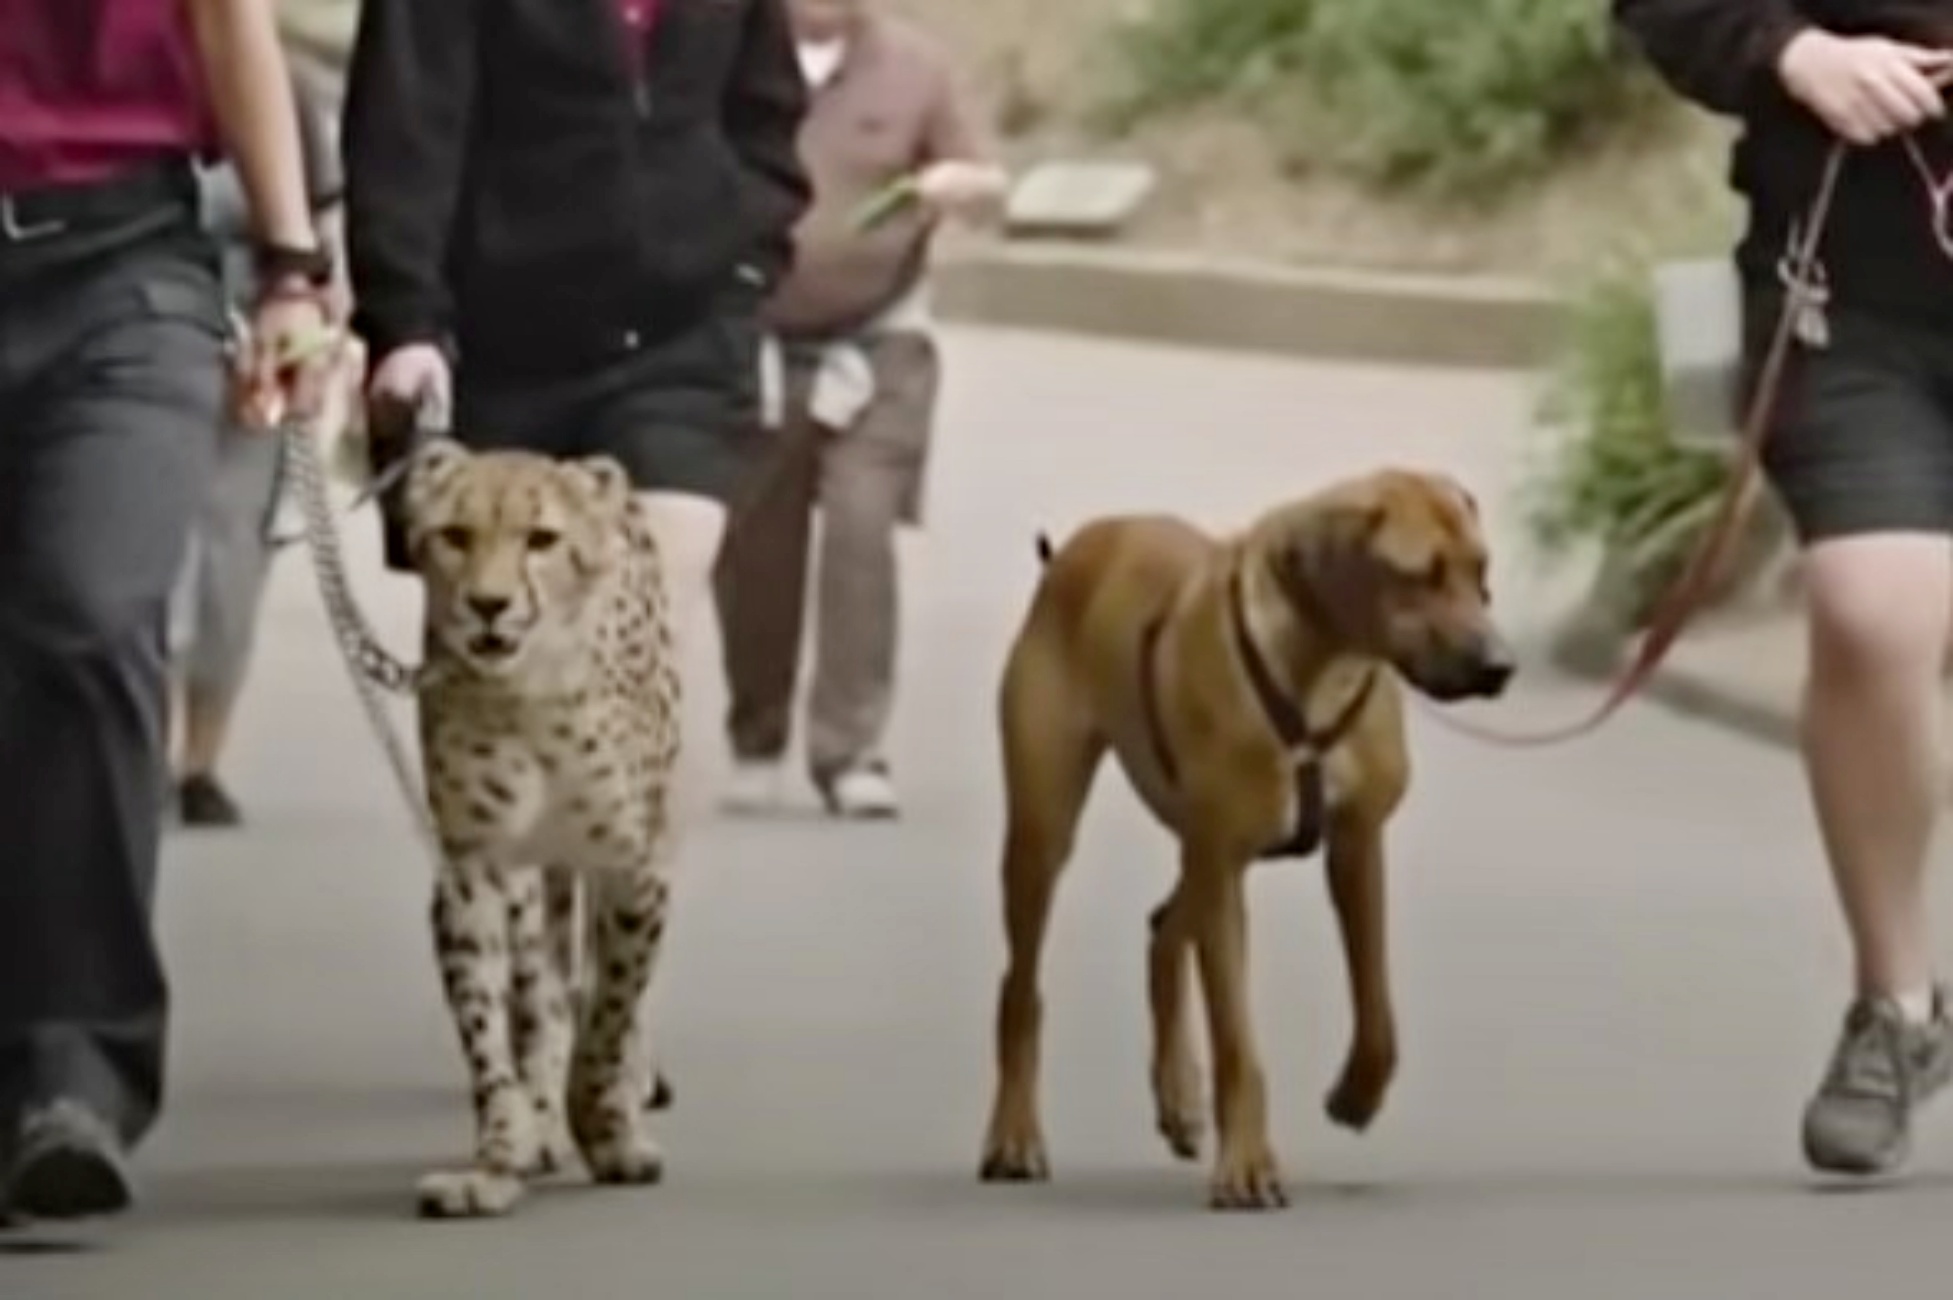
[253,241,335,290]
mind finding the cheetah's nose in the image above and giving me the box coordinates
[468,594,511,624]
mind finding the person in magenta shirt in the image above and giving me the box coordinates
[0,0,332,1224]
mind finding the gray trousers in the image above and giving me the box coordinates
[715,331,938,776]
[171,422,283,708]
[0,227,226,1147]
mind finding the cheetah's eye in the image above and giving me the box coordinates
[438,525,472,550]
[527,528,562,553]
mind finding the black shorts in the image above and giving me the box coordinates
[453,296,766,504]
[1742,286,1953,543]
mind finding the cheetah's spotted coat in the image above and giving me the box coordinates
[402,440,680,1219]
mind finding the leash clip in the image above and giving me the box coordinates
[1776,219,1832,350]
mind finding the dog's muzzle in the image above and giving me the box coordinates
[1406,630,1515,702]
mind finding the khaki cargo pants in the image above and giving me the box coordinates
[713,331,938,779]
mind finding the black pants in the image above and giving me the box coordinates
[0,224,227,1149]
[454,294,767,502]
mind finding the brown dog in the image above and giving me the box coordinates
[976,467,1513,1210]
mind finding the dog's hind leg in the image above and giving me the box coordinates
[979,641,1104,1184]
[1147,885,1204,1161]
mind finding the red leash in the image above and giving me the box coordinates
[1418,141,1851,748]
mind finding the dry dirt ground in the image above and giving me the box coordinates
[891,0,1741,279]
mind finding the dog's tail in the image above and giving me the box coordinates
[1033,531,1055,567]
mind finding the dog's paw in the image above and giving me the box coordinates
[1324,1043,1396,1132]
[416,1168,524,1220]
[1152,1058,1205,1162]
[979,1125,1051,1183]
[1155,1103,1204,1162]
[1208,1146,1287,1212]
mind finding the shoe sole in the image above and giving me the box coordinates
[5,1143,133,1221]
[1801,1121,1910,1179]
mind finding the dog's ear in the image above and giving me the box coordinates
[1276,501,1388,633]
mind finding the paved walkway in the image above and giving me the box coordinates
[8,327,1953,1299]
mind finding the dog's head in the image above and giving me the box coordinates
[1262,468,1513,702]
[403,439,634,679]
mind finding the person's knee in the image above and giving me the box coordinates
[1802,534,1951,686]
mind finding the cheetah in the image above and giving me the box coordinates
[400,439,681,1219]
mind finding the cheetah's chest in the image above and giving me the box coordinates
[426,697,667,872]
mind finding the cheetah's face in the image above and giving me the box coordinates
[403,440,632,677]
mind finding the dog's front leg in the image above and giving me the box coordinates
[1322,810,1398,1131]
[1186,843,1286,1210]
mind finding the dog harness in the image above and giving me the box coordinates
[1138,568,1378,861]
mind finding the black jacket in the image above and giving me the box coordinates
[343,0,812,374]
[1615,0,1953,320]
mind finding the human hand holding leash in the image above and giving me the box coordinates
[368,342,453,428]
[1776,28,1953,145]
[233,282,336,431]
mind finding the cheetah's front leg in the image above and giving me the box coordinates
[510,868,576,1176]
[418,864,536,1219]
[569,869,670,1185]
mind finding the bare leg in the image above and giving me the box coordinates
[1800,535,1950,1000]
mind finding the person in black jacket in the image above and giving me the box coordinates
[1617,0,1953,1177]
[341,0,812,834]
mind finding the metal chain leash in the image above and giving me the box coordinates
[276,383,445,860]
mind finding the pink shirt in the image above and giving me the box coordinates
[0,0,214,192]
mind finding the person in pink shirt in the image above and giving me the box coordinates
[0,0,331,1225]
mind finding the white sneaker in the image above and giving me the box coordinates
[820,762,900,820]
[722,760,789,815]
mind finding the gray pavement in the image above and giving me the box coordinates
[8,327,1953,1299]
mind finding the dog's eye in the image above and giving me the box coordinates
[437,525,472,551]
[526,528,561,553]
[1421,560,1447,589]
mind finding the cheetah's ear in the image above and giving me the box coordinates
[572,454,633,521]
[401,437,471,535]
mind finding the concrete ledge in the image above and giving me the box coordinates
[932,243,1561,371]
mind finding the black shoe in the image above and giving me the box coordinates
[178,773,243,828]
[1,1100,134,1222]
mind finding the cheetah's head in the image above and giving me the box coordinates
[402,439,633,678]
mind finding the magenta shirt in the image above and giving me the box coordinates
[617,0,662,77]
[0,0,213,193]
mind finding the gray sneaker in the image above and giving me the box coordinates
[0,1099,134,1221]
[1801,988,1953,1176]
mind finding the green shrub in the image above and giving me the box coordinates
[1107,0,1662,199]
[1109,0,1315,120]
[1521,258,1730,578]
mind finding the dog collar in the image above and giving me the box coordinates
[1226,565,1377,760]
